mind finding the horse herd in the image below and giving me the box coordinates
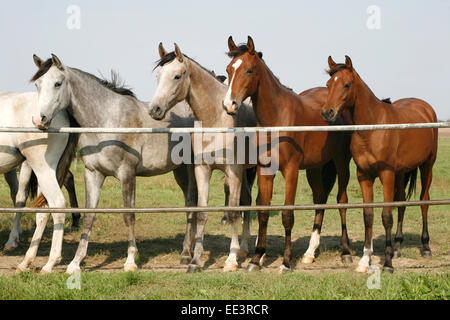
[0,36,437,275]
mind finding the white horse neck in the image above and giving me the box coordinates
[186,59,231,126]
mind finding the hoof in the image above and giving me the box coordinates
[301,255,315,264]
[278,265,292,274]
[237,248,249,259]
[223,262,238,272]
[70,225,79,232]
[3,245,18,252]
[187,264,202,273]
[341,255,353,264]
[40,268,51,274]
[259,253,266,266]
[15,265,29,274]
[422,250,432,258]
[383,266,394,273]
[124,264,138,272]
[180,256,191,265]
[393,251,401,259]
[246,263,261,272]
[355,264,369,273]
[66,263,81,275]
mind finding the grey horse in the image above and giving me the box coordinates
[30,54,197,273]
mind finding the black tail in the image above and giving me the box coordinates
[29,171,38,199]
[405,168,418,200]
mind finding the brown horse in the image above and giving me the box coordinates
[223,36,353,273]
[322,56,437,273]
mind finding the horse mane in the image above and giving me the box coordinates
[30,58,135,98]
[326,64,348,77]
[381,97,392,104]
[154,51,224,85]
[30,59,54,82]
[226,44,263,59]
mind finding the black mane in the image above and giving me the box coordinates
[30,58,135,98]
[327,64,348,77]
[226,44,263,59]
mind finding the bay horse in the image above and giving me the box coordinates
[0,89,78,273]
[322,56,437,273]
[31,54,197,274]
[223,36,352,273]
[149,43,257,272]
[3,164,80,252]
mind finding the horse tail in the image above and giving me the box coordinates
[322,161,337,195]
[30,116,80,208]
[405,168,418,201]
[29,171,38,200]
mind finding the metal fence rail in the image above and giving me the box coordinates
[0,122,448,214]
[0,121,449,134]
[0,199,449,214]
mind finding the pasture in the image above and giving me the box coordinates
[0,134,449,300]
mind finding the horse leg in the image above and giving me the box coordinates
[247,169,275,272]
[379,169,395,273]
[66,169,105,274]
[64,171,80,231]
[120,174,138,272]
[355,169,375,273]
[223,165,243,272]
[173,165,198,265]
[393,174,406,258]
[238,169,254,259]
[187,165,211,273]
[419,160,434,257]
[302,167,328,264]
[17,165,66,273]
[335,156,352,263]
[4,168,20,251]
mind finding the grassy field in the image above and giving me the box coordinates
[0,137,449,300]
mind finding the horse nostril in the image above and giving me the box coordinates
[41,115,47,123]
[327,109,335,117]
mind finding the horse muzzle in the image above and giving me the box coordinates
[222,100,240,115]
[32,115,50,130]
[321,108,338,124]
[149,105,166,120]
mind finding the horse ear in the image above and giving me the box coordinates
[158,42,167,59]
[247,36,255,55]
[51,54,63,69]
[228,36,237,52]
[345,55,353,70]
[174,43,184,62]
[328,56,337,69]
[33,54,43,68]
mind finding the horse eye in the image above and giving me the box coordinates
[344,83,351,89]
[247,68,253,74]
[54,82,62,88]
[174,74,181,80]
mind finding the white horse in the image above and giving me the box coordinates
[0,67,78,273]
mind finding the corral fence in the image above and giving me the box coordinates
[1,121,450,213]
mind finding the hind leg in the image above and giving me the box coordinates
[173,165,198,265]
[335,157,352,263]
[393,174,406,258]
[419,161,434,257]
[302,168,331,264]
[4,168,20,251]
[64,171,80,231]
[238,172,253,258]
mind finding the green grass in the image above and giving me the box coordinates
[0,138,449,300]
[0,271,448,300]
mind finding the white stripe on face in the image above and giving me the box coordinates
[334,76,339,82]
[223,59,242,108]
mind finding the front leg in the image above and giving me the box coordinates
[356,168,375,273]
[66,169,105,274]
[121,174,138,272]
[379,169,396,273]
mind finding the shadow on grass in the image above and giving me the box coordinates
[1,219,431,272]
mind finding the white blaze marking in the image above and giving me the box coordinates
[334,76,338,82]
[224,59,242,108]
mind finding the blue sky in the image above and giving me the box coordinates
[1,0,449,119]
